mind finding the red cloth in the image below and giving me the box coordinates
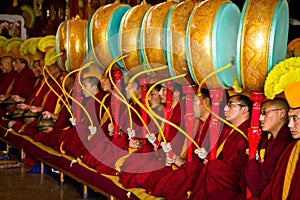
[189,120,250,200]
[245,125,292,197]
[11,77,62,134]
[10,67,36,100]
[0,70,16,94]
[260,140,300,200]
[140,116,210,198]
[61,92,104,158]
[132,102,185,193]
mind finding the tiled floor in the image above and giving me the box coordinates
[0,149,107,200]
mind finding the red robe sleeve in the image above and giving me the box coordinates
[245,125,292,197]
[10,67,36,100]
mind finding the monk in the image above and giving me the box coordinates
[61,73,105,159]
[189,94,252,200]
[119,83,165,188]
[260,81,300,200]
[33,72,75,149]
[11,62,63,135]
[245,99,292,198]
[9,58,36,101]
[0,56,16,118]
[82,74,129,175]
[141,82,186,194]
[143,87,212,199]
[0,56,15,96]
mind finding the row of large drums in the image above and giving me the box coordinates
[56,0,289,92]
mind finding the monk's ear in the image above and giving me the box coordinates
[173,90,180,99]
[242,106,249,114]
[279,109,286,119]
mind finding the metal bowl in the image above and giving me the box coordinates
[35,119,55,132]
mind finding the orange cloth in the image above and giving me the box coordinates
[284,81,300,108]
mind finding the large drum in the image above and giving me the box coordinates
[236,0,289,92]
[90,1,131,70]
[140,0,177,78]
[56,16,89,72]
[187,0,240,89]
[119,0,151,75]
[166,0,198,85]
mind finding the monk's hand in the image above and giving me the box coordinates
[195,147,207,160]
[108,123,114,136]
[129,139,141,149]
[0,94,7,102]
[146,133,159,151]
[165,153,177,166]
[11,95,25,103]
[17,103,28,110]
[42,111,52,119]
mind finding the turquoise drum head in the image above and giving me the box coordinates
[212,2,240,88]
[186,0,240,89]
[89,3,130,71]
[268,0,289,73]
[56,21,66,70]
[107,5,131,69]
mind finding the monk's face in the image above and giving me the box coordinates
[259,101,285,134]
[149,88,161,108]
[158,84,167,103]
[288,108,300,139]
[100,77,112,92]
[224,96,246,125]
[0,57,13,73]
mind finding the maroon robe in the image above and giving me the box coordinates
[164,116,212,200]
[118,103,165,188]
[139,102,186,194]
[0,70,16,94]
[189,119,250,200]
[10,67,36,100]
[11,77,61,133]
[245,125,292,197]
[15,77,63,137]
[0,70,17,118]
[260,140,300,200]
[61,91,104,158]
[139,116,210,198]
[33,106,72,148]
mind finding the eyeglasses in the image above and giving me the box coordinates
[288,115,299,122]
[260,108,282,116]
[226,101,246,108]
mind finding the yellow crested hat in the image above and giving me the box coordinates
[32,49,44,61]
[284,81,300,108]
[82,62,102,81]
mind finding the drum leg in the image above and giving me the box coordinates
[83,185,88,198]
[109,195,117,200]
[59,172,64,186]
[40,162,44,174]
[20,149,25,161]
[6,144,10,153]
